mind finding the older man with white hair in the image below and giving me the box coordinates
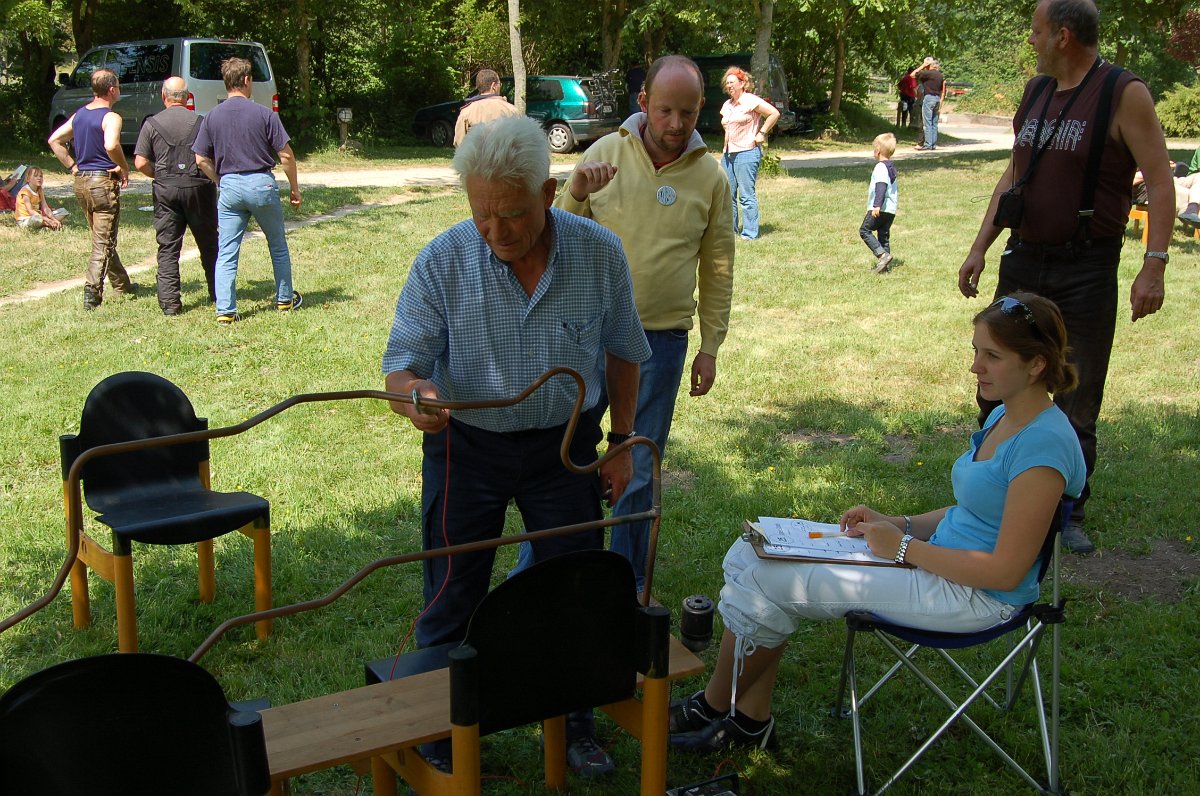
[382,114,650,777]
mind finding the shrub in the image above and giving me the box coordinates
[1156,83,1200,138]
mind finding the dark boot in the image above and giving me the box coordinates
[82,285,101,311]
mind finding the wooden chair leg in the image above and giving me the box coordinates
[370,756,398,796]
[65,484,91,628]
[69,557,91,629]
[252,518,272,640]
[114,553,137,652]
[450,723,481,795]
[639,678,670,796]
[197,539,216,603]
[542,715,567,791]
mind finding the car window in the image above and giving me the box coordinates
[71,49,109,89]
[106,44,173,83]
[528,79,564,103]
[189,43,271,81]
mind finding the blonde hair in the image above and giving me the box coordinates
[873,132,897,158]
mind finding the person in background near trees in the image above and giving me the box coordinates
[48,67,135,310]
[134,76,218,315]
[382,115,650,779]
[0,166,27,212]
[626,60,647,115]
[720,66,780,241]
[859,133,899,274]
[897,66,918,128]
[669,292,1086,753]
[13,167,68,230]
[453,68,521,147]
[545,54,735,593]
[193,56,302,324]
[957,0,1172,555]
[915,56,944,150]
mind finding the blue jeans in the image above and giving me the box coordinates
[418,417,604,649]
[859,211,895,257]
[513,330,690,591]
[215,172,293,315]
[723,147,762,239]
[922,94,941,149]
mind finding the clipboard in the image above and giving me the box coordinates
[742,520,913,568]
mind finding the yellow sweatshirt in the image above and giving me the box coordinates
[555,117,734,358]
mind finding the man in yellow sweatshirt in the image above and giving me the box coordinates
[554,54,735,591]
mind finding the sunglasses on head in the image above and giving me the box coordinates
[991,296,1044,336]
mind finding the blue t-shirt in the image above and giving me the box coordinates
[930,404,1085,605]
[192,96,290,176]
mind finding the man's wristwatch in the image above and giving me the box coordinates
[606,431,635,445]
[895,534,915,565]
[1144,251,1169,265]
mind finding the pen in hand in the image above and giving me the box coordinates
[808,529,845,539]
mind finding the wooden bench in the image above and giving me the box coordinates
[262,635,705,794]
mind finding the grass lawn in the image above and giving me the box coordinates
[0,151,1197,795]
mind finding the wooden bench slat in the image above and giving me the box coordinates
[263,635,705,782]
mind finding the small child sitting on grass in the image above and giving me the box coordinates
[14,167,68,231]
[859,132,898,274]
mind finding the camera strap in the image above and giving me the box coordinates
[1011,57,1104,193]
[1074,63,1126,245]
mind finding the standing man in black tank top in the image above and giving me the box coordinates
[49,68,134,310]
[957,0,1172,554]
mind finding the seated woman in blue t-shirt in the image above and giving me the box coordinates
[670,291,1087,753]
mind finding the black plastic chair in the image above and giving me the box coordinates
[364,549,674,795]
[0,653,270,795]
[60,371,271,652]
[832,500,1072,794]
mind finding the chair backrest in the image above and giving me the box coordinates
[461,549,641,735]
[61,371,209,514]
[1033,497,1072,585]
[0,653,270,796]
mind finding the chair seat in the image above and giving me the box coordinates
[95,486,268,546]
[852,605,1035,650]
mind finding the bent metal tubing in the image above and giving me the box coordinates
[0,367,663,662]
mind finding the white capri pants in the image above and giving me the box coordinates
[718,538,1018,649]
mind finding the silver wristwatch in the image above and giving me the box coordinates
[1144,251,1169,265]
[895,534,914,565]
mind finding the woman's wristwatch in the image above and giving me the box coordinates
[895,534,914,565]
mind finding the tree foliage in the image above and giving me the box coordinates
[0,0,1197,147]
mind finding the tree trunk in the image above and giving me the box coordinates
[601,0,626,71]
[71,0,98,56]
[750,0,774,97]
[1114,40,1127,66]
[508,0,526,113]
[830,31,845,117]
[296,0,314,118]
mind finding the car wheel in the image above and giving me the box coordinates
[546,122,575,153]
[430,120,453,148]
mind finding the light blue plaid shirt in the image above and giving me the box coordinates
[382,208,651,432]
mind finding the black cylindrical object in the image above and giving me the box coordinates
[680,594,714,652]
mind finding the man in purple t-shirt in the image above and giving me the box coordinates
[193,57,302,323]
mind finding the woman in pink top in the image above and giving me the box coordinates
[720,66,780,240]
